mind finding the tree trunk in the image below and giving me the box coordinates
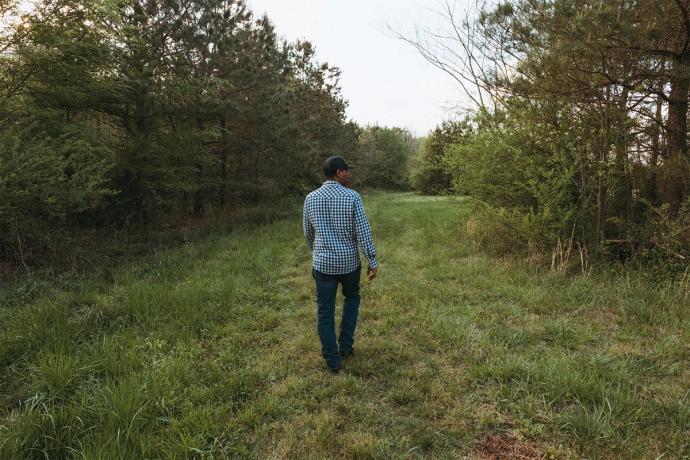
[646,85,663,205]
[232,150,244,211]
[596,150,607,243]
[194,117,205,216]
[596,92,611,244]
[219,119,228,209]
[252,151,260,204]
[662,56,690,213]
[613,88,631,225]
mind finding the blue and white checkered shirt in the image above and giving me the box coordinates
[303,181,378,275]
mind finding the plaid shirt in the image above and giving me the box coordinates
[303,181,378,275]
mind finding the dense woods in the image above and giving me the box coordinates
[408,0,690,268]
[3,0,688,273]
[0,0,413,272]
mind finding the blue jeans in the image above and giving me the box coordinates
[312,265,361,369]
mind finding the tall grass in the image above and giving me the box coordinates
[1,192,688,458]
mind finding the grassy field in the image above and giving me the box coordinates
[1,192,688,459]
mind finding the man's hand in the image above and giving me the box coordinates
[367,265,378,281]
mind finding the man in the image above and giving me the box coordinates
[303,155,378,373]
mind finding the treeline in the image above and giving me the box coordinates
[0,0,414,273]
[409,0,690,270]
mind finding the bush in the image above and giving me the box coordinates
[0,113,115,267]
[409,120,470,194]
[466,201,566,261]
[444,106,579,263]
[629,197,690,273]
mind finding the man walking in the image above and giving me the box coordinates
[303,155,378,373]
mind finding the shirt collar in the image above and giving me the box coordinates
[322,180,342,187]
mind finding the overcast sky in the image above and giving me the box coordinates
[246,0,472,136]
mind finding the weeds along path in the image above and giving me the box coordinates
[0,192,688,458]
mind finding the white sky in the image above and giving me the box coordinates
[10,0,473,136]
[247,0,472,136]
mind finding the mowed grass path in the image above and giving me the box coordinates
[1,192,688,458]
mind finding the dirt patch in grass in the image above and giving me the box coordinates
[472,433,546,459]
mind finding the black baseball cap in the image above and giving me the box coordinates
[323,155,355,177]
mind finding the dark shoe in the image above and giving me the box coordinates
[339,349,354,358]
[329,365,340,374]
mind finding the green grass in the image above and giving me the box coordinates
[1,192,688,458]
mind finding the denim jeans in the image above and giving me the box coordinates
[312,265,361,370]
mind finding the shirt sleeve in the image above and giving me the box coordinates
[353,195,377,268]
[303,199,314,251]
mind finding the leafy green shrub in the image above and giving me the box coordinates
[466,202,565,259]
[0,113,114,267]
[629,198,690,273]
[410,120,470,194]
[447,106,579,262]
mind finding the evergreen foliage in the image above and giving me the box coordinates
[0,0,362,269]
